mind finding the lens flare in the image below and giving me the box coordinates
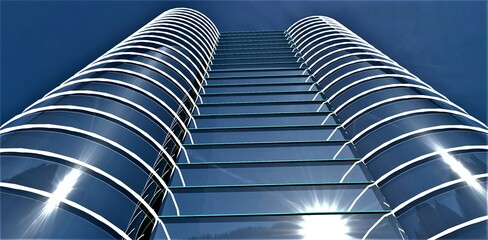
[298,203,352,240]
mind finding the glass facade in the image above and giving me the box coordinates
[1,9,487,240]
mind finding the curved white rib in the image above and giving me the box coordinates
[327,73,422,102]
[352,108,488,145]
[306,42,388,69]
[314,58,401,85]
[291,17,337,39]
[375,145,488,186]
[428,215,488,240]
[158,9,218,45]
[0,104,187,185]
[74,59,200,109]
[287,16,320,33]
[292,21,337,42]
[333,83,443,113]
[0,182,132,240]
[162,9,220,40]
[360,125,488,164]
[341,95,466,127]
[306,45,385,70]
[314,65,425,95]
[86,51,204,100]
[300,31,362,56]
[303,36,370,60]
[147,8,219,50]
[301,34,362,58]
[124,33,206,70]
[0,124,178,196]
[289,17,322,38]
[140,23,212,56]
[147,19,213,51]
[347,145,488,210]
[66,8,216,88]
[133,28,210,62]
[0,147,175,236]
[311,52,393,78]
[21,88,194,154]
[106,39,205,80]
[296,24,357,50]
[295,26,345,49]
[93,44,202,90]
[62,68,196,124]
[362,173,488,240]
[286,16,317,34]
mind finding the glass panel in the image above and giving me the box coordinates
[398,180,488,239]
[366,130,487,180]
[329,77,416,107]
[203,83,319,93]
[218,43,290,50]
[1,155,143,230]
[442,219,488,239]
[153,213,402,239]
[214,51,294,58]
[25,94,170,140]
[5,110,160,162]
[198,101,327,114]
[344,99,464,137]
[207,75,307,84]
[161,184,386,215]
[1,190,114,239]
[171,160,367,186]
[182,142,356,163]
[184,126,343,143]
[212,56,297,65]
[212,62,301,70]
[191,113,336,128]
[356,113,485,153]
[201,92,320,103]
[339,88,435,120]
[209,69,304,78]
[380,151,488,208]
[1,130,151,192]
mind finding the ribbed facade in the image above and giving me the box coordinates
[0,8,218,239]
[1,8,487,240]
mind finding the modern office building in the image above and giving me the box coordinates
[1,7,487,240]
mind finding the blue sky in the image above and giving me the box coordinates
[1,0,487,123]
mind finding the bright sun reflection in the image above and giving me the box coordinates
[43,169,82,214]
[298,203,352,240]
[438,150,486,195]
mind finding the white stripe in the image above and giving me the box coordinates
[327,73,420,102]
[0,147,174,240]
[136,26,211,60]
[428,215,488,240]
[74,58,201,110]
[362,173,488,240]
[63,68,196,126]
[29,80,195,143]
[375,145,488,185]
[0,104,187,184]
[351,108,488,144]
[88,51,204,99]
[315,58,401,85]
[0,182,132,240]
[333,83,439,113]
[360,125,488,164]
[341,95,466,127]
[0,124,178,198]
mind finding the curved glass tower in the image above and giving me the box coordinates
[0,8,218,239]
[1,9,487,240]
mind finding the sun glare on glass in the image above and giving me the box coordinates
[298,203,352,240]
[43,169,82,214]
